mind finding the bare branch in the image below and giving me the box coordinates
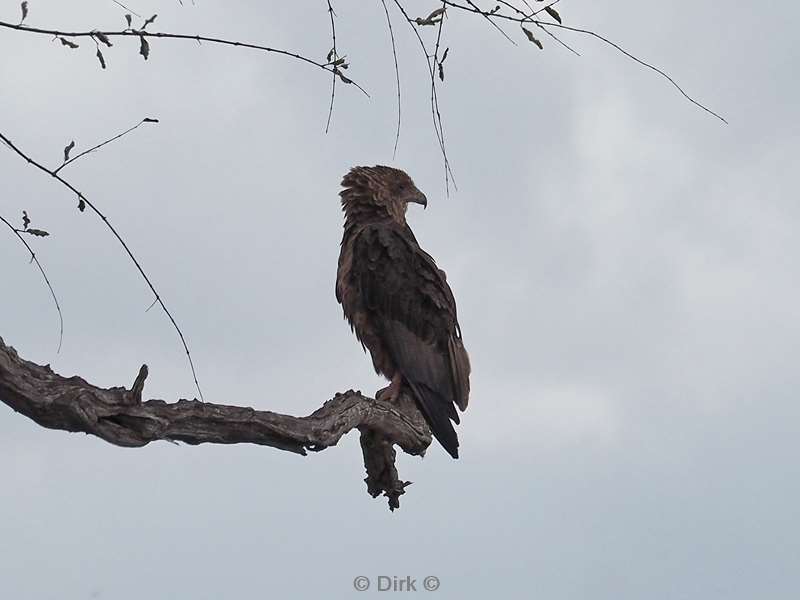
[540,21,728,123]
[0,20,369,97]
[498,0,580,55]
[0,337,431,510]
[325,0,338,133]
[110,0,142,19]
[392,1,456,191]
[430,3,457,193]
[435,0,727,123]
[465,0,517,45]
[379,0,402,157]
[535,21,580,56]
[54,117,158,174]
[0,215,63,353]
[0,130,204,401]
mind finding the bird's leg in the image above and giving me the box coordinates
[376,372,404,404]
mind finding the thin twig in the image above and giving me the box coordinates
[0,20,369,97]
[494,0,523,15]
[498,0,580,56]
[392,1,456,192]
[431,3,456,194]
[110,0,142,18]
[0,130,204,400]
[54,117,157,174]
[325,0,337,133]
[435,0,726,123]
[536,22,580,56]
[0,214,63,353]
[379,0,402,157]
[440,0,563,25]
[527,0,564,20]
[540,21,728,123]
[465,0,516,45]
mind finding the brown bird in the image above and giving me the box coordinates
[336,166,471,458]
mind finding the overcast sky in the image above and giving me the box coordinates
[2,1,799,598]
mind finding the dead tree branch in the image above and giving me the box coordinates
[0,336,431,510]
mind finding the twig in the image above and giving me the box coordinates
[536,22,580,56]
[54,117,157,174]
[519,0,535,12]
[0,130,204,400]
[540,21,728,123]
[497,0,580,55]
[379,0,402,157]
[465,0,516,45]
[0,20,369,97]
[0,214,63,353]
[325,0,337,133]
[430,3,456,193]
[110,0,142,18]
[435,0,726,123]
[441,0,563,24]
[392,1,456,192]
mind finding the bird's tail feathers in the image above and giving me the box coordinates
[448,335,471,411]
[407,381,460,459]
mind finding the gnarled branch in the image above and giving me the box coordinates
[0,336,431,510]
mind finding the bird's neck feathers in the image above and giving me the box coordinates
[340,188,406,227]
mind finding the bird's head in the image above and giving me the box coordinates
[340,165,427,224]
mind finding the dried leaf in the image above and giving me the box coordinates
[336,69,352,85]
[63,140,75,162]
[77,197,86,212]
[327,47,335,62]
[96,48,106,69]
[142,14,157,29]
[125,14,132,28]
[522,27,543,49]
[415,8,445,26]
[143,117,159,123]
[20,1,28,23]
[438,62,444,82]
[441,47,449,63]
[93,31,113,47]
[139,35,150,60]
[426,8,446,21]
[22,210,30,230]
[58,37,79,49]
[544,6,562,24]
[26,228,49,237]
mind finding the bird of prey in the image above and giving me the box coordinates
[336,166,471,458]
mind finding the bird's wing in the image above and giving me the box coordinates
[351,224,470,458]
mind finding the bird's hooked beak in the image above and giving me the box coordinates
[408,190,428,210]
